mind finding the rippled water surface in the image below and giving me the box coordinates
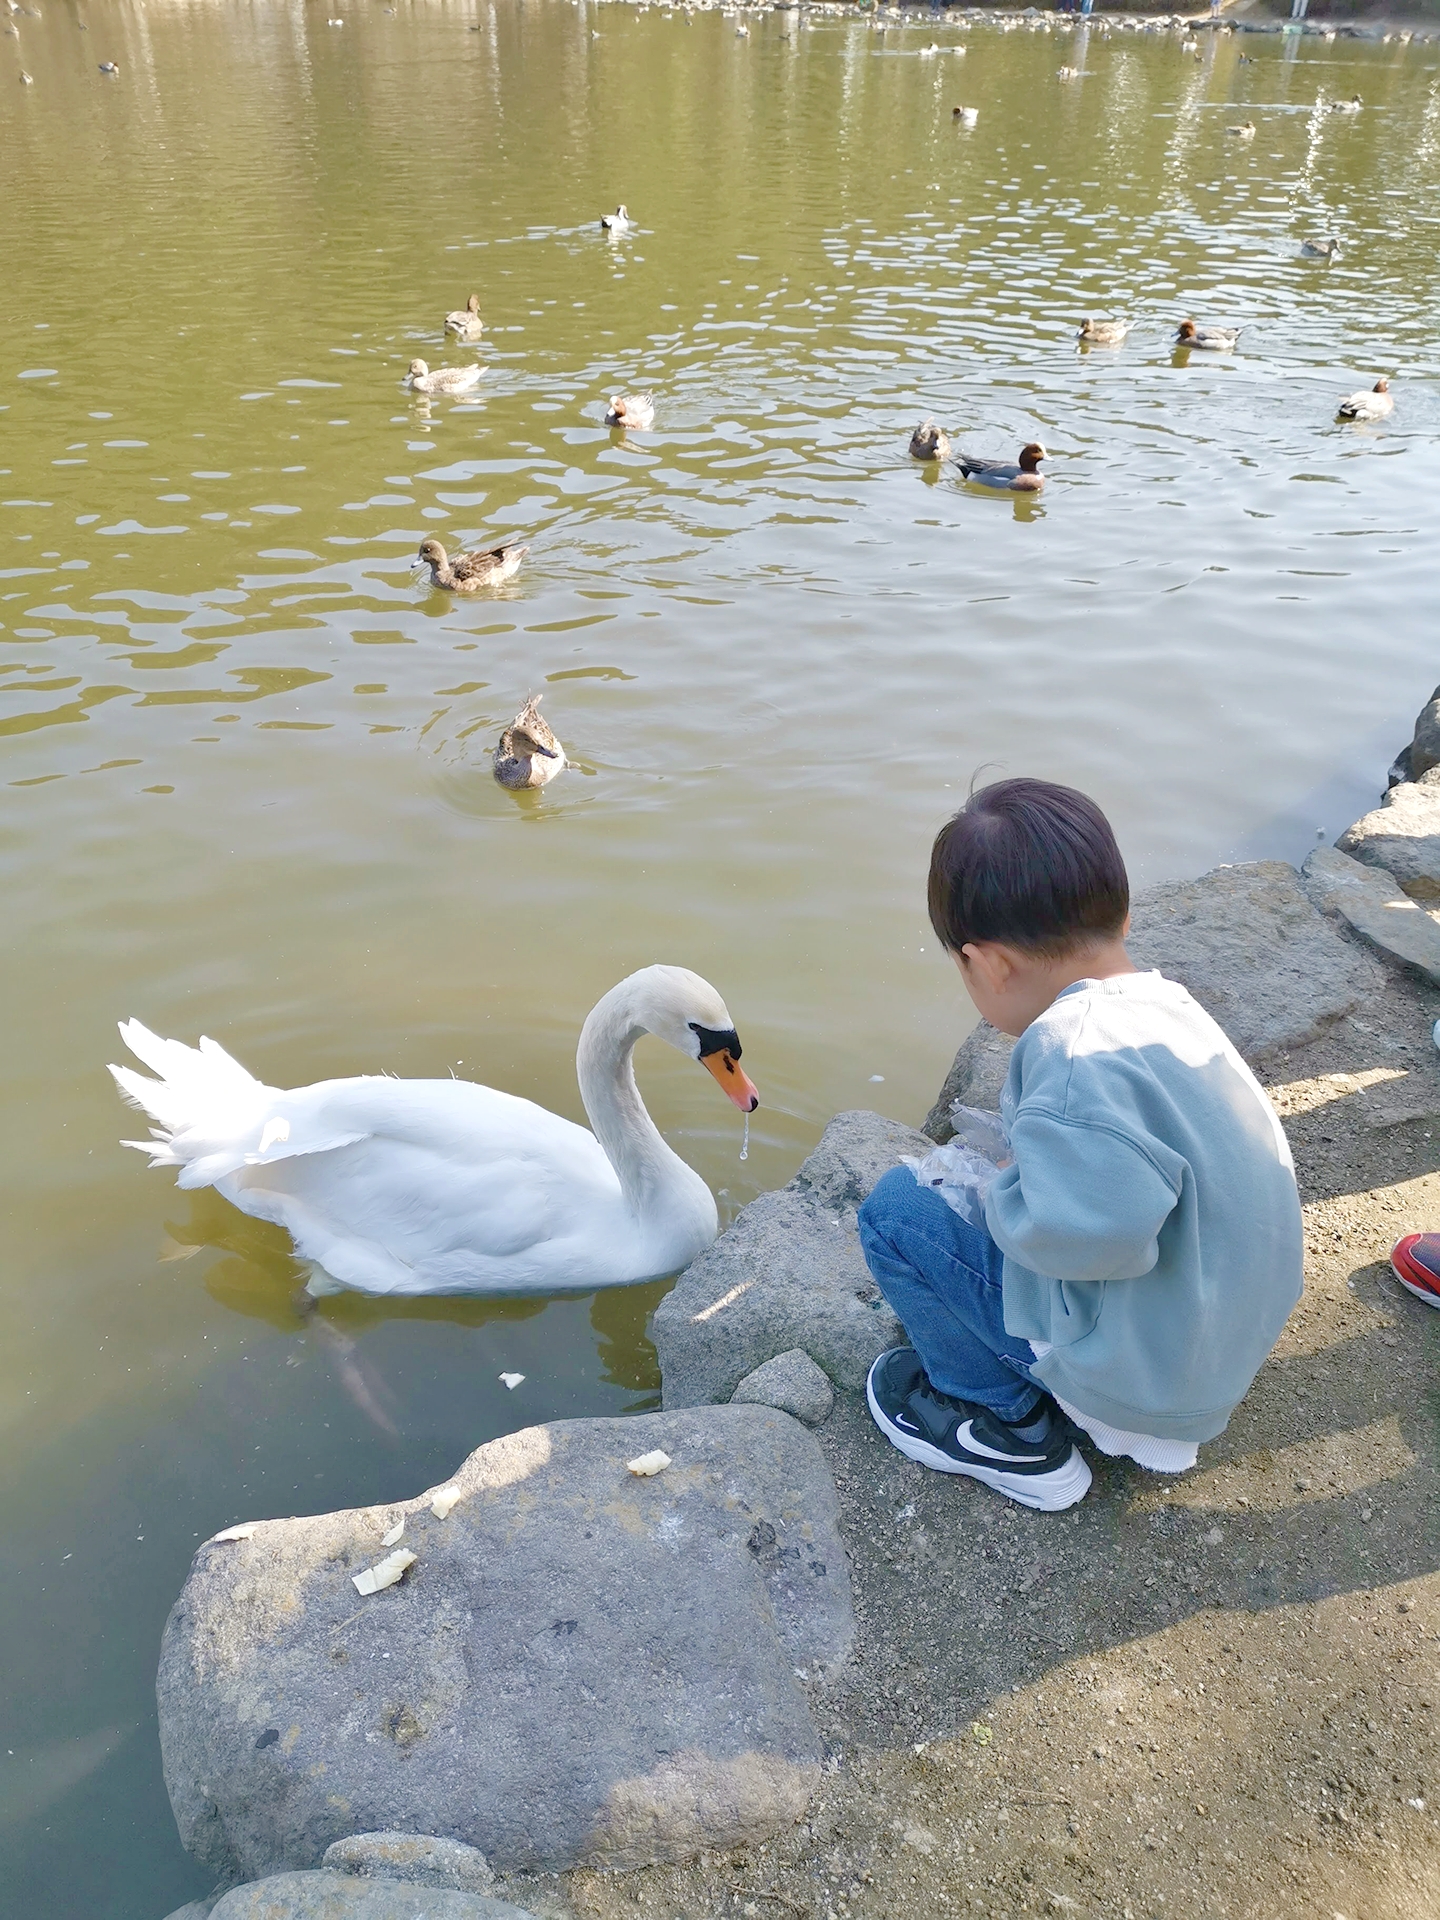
[3,1,1439,1904]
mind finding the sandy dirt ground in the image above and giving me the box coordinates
[487,955,1440,1920]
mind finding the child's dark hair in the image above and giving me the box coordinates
[928,777,1129,959]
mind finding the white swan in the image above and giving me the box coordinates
[110,966,758,1298]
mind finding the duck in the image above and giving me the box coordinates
[494,695,566,790]
[1226,119,1256,140]
[109,966,761,1298]
[416,537,527,592]
[1057,65,1079,79]
[407,358,482,396]
[444,294,484,340]
[1330,94,1362,114]
[958,442,1046,493]
[909,420,951,462]
[1175,320,1241,350]
[600,204,631,232]
[604,392,655,429]
[1076,318,1130,346]
[98,58,118,71]
[1300,234,1341,259]
[952,104,979,127]
[1337,377,1393,422]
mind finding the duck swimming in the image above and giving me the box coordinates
[1077,318,1130,346]
[952,104,979,127]
[416,537,528,592]
[605,392,655,429]
[494,695,566,790]
[1175,320,1241,350]
[444,294,484,340]
[1300,235,1341,259]
[110,966,760,1297]
[1226,119,1256,139]
[600,204,631,232]
[407,358,483,396]
[1330,94,1362,113]
[909,420,951,462]
[958,442,1046,493]
[1337,377,1393,421]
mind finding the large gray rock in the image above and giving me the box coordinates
[1337,773,1440,903]
[923,861,1380,1140]
[653,1112,928,1410]
[1126,860,1378,1060]
[320,1834,492,1892]
[162,1905,216,1920]
[1301,846,1440,987]
[731,1350,835,1427]
[1410,683,1440,779]
[208,1874,534,1920]
[157,1407,851,1886]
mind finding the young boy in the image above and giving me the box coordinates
[858,778,1303,1511]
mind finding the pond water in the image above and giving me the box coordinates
[3,0,1439,1906]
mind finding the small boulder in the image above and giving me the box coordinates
[731,1350,835,1427]
[654,1111,928,1409]
[1126,860,1378,1060]
[1301,846,1440,987]
[1337,773,1440,903]
[320,1833,493,1891]
[1411,683,1440,779]
[208,1873,535,1919]
[157,1407,851,1885]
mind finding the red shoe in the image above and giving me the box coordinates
[1391,1235,1440,1309]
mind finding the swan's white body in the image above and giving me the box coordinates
[111,966,757,1298]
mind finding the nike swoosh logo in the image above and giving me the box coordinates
[955,1420,1050,1464]
[894,1415,921,1434]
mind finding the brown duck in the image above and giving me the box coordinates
[909,420,951,462]
[493,695,566,790]
[444,294,484,340]
[416,537,528,592]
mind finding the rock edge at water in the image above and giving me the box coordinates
[158,1405,852,1885]
[653,1110,929,1410]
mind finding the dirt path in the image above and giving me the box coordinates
[503,961,1440,1920]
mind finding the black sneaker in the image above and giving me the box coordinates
[865,1347,1091,1511]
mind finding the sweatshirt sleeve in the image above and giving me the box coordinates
[984,1110,1181,1284]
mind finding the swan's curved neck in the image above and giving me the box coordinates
[576,981,695,1219]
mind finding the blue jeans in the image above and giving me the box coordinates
[858,1166,1043,1423]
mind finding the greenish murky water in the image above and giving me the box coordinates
[2,2,1438,1906]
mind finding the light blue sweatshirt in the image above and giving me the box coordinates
[984,970,1303,1443]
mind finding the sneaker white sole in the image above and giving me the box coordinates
[1392,1260,1440,1309]
[866,1367,1092,1512]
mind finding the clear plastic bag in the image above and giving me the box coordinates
[902,1103,1012,1228]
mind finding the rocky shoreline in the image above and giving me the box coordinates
[159,688,1440,1920]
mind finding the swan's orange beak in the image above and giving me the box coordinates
[703,1049,759,1112]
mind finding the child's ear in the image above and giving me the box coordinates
[959,942,1012,994]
